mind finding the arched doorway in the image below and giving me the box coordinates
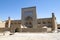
[25,16,33,28]
[15,28,20,32]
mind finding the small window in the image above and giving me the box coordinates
[38,22,41,24]
[18,23,21,24]
[58,25,60,26]
[48,22,51,24]
[29,22,32,25]
[43,22,46,24]
[58,28,60,29]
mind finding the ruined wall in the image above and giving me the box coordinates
[21,28,47,32]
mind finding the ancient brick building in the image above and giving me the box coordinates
[0,6,60,33]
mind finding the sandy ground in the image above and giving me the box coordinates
[0,33,60,40]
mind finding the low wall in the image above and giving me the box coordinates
[0,28,6,32]
[21,28,47,32]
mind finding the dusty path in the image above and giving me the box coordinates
[0,33,60,40]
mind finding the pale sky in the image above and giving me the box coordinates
[0,0,60,24]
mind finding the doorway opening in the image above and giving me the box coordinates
[15,28,20,32]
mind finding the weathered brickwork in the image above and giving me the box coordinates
[0,6,60,33]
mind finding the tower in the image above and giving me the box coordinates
[8,17,11,28]
[21,6,37,28]
[52,13,57,32]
